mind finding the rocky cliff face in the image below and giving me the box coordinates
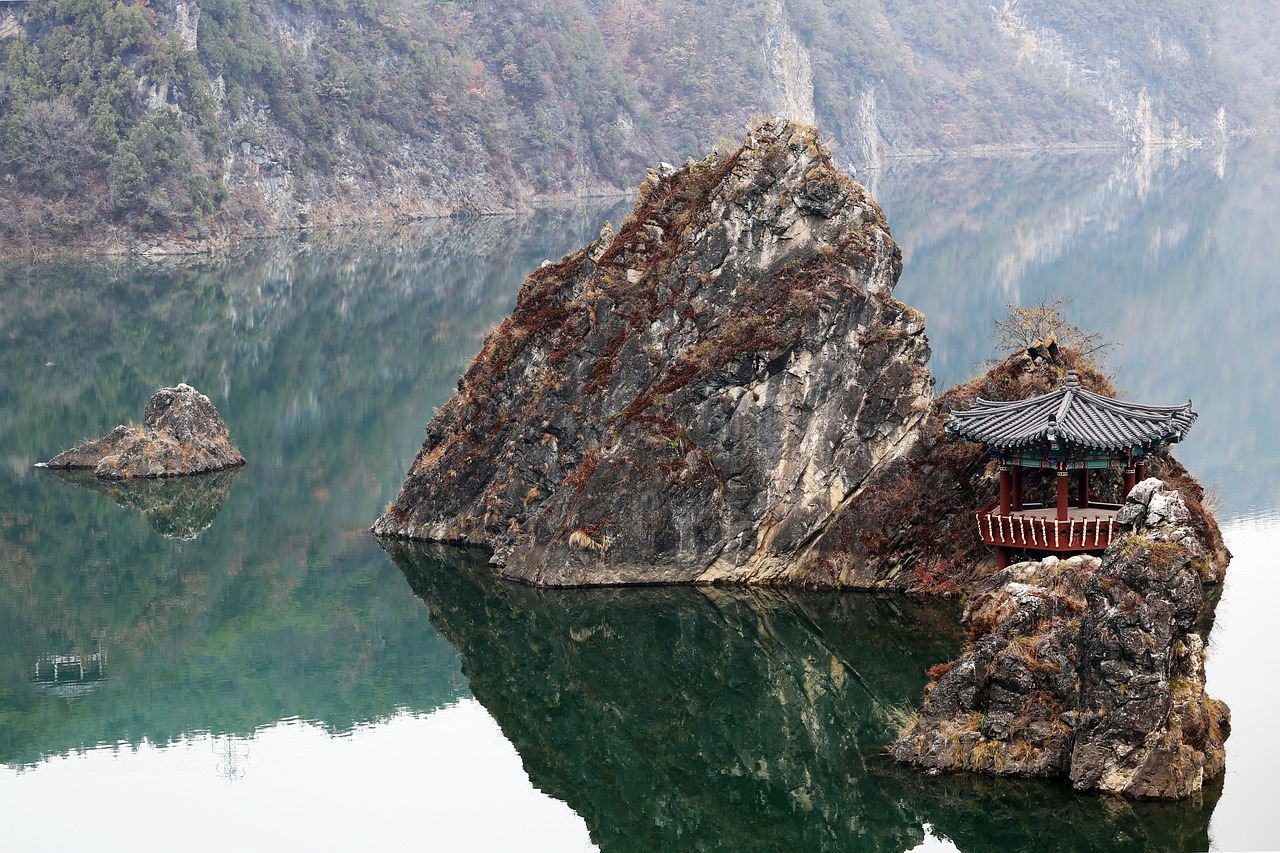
[891,480,1230,798]
[1068,480,1231,797]
[373,120,933,585]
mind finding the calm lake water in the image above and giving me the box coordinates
[1,141,1277,851]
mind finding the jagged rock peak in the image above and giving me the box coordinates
[43,383,245,479]
[373,119,934,587]
[891,480,1229,799]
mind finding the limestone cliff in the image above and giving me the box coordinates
[373,119,933,585]
[891,480,1230,798]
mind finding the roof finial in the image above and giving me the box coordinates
[1064,370,1080,388]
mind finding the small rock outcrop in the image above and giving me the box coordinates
[891,480,1230,798]
[1069,479,1231,797]
[44,384,245,478]
[374,119,933,585]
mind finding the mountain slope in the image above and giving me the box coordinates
[0,0,1263,252]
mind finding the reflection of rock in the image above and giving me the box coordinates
[44,384,245,478]
[46,466,242,539]
[892,481,1229,799]
[389,540,1221,848]
[875,767,1221,853]
[385,540,967,851]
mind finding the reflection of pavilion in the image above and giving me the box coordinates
[947,371,1196,568]
[213,734,250,781]
[31,644,107,700]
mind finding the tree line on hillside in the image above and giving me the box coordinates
[0,0,1241,251]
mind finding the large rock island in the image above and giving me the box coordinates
[374,119,933,585]
[374,121,1232,798]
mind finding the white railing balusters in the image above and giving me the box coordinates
[978,507,1119,551]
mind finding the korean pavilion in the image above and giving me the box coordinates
[945,371,1196,568]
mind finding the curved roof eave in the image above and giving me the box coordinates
[944,372,1195,452]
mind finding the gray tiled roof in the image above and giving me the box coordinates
[945,372,1196,451]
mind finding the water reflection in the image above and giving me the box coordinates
[879,770,1221,853]
[0,536,462,769]
[0,710,595,852]
[389,540,965,850]
[30,642,108,701]
[389,542,1221,852]
[44,467,243,539]
[0,209,632,772]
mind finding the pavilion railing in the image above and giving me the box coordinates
[975,501,1122,552]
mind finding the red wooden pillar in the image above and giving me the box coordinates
[1135,461,1146,482]
[1077,468,1089,509]
[1124,465,1137,494]
[998,546,1011,570]
[1056,469,1070,521]
[999,465,1012,514]
[1012,466,1023,511]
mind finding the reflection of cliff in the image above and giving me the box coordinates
[0,205,624,698]
[391,541,964,850]
[1,205,623,468]
[878,145,1219,375]
[46,467,242,540]
[0,205,629,769]
[393,542,1222,852]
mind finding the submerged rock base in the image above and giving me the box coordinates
[891,480,1230,798]
[44,383,245,478]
